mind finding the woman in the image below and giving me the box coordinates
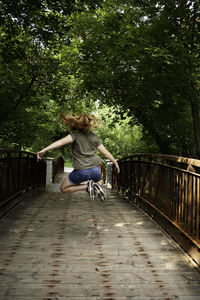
[37,113,120,201]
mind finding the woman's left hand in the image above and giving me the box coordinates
[37,150,46,161]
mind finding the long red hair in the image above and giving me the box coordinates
[60,113,101,132]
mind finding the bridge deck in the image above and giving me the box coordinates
[0,181,200,299]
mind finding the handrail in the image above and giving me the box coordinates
[118,153,200,169]
[112,153,200,262]
[0,149,46,206]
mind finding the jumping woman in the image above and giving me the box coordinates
[37,113,120,201]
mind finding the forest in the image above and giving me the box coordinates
[0,0,200,159]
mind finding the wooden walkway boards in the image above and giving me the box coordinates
[0,184,200,300]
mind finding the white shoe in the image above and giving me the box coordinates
[87,180,95,200]
[93,183,106,202]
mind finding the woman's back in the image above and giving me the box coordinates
[70,130,102,169]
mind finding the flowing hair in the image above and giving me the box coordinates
[60,113,101,132]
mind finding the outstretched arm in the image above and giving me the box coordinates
[37,134,73,160]
[97,144,120,174]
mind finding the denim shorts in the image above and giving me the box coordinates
[68,166,102,185]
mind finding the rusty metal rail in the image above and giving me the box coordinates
[0,149,46,206]
[112,154,200,264]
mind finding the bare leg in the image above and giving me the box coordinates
[98,178,104,186]
[60,175,87,194]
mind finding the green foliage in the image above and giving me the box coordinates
[0,0,100,154]
[95,105,158,159]
[1,0,200,159]
[70,0,200,157]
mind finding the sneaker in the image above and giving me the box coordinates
[87,180,95,201]
[93,182,106,202]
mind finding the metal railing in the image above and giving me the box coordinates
[112,154,200,251]
[52,156,64,183]
[0,149,46,206]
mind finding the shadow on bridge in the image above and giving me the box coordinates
[0,172,199,300]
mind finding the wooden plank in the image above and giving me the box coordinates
[0,282,200,297]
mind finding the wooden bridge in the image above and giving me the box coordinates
[0,150,200,299]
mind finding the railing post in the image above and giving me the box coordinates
[6,152,11,196]
[137,156,141,197]
[105,160,113,188]
[18,151,21,191]
[26,153,30,190]
[44,157,54,185]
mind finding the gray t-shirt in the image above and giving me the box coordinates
[70,131,102,169]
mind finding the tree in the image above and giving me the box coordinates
[70,0,200,157]
[0,0,102,151]
[1,0,200,158]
